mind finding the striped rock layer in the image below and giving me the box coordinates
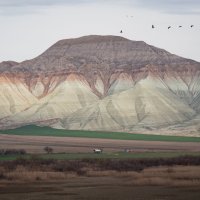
[0,35,200,136]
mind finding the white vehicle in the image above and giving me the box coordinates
[93,148,103,153]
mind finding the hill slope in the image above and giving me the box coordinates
[0,35,200,136]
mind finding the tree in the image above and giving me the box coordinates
[44,146,53,154]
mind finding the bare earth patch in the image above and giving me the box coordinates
[1,134,200,153]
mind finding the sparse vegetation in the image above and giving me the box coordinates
[0,155,200,199]
[0,155,200,182]
[1,152,200,161]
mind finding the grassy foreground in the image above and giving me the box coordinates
[1,152,200,161]
[0,125,200,142]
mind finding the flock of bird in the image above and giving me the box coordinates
[120,24,194,33]
[151,24,194,29]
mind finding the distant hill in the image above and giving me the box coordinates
[0,35,200,137]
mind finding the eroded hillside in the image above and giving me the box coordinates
[0,35,200,136]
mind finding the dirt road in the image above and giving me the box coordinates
[0,134,200,153]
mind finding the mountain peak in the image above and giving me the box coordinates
[11,35,186,74]
[0,36,200,135]
[3,35,199,75]
[54,35,130,46]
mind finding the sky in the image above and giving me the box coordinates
[0,0,200,62]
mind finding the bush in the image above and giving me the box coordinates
[44,147,53,154]
[0,149,27,155]
[0,155,200,177]
[0,172,6,180]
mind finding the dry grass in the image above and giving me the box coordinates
[0,157,200,187]
[2,165,199,187]
[6,171,66,181]
[84,166,200,187]
[127,166,200,187]
[0,165,78,181]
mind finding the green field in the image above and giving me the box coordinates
[0,125,200,142]
[1,152,200,161]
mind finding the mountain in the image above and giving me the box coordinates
[0,35,200,136]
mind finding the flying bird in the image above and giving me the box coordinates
[179,26,182,28]
[152,25,155,29]
[120,30,123,34]
[168,26,171,29]
[191,25,194,28]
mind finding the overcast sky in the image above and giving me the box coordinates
[0,0,200,62]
